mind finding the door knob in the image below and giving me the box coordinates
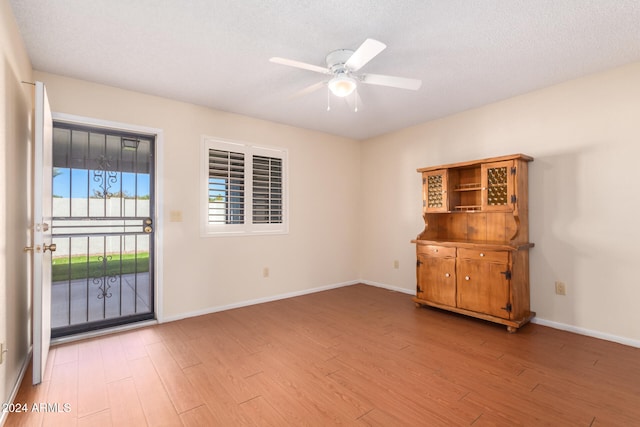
[43,243,57,253]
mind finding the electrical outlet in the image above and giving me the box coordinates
[263,267,269,278]
[555,281,567,296]
[393,260,399,269]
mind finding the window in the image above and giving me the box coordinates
[201,137,288,236]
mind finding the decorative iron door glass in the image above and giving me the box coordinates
[50,123,155,337]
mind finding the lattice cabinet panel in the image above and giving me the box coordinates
[423,170,448,213]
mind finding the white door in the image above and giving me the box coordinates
[32,81,54,385]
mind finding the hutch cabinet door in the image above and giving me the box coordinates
[417,254,456,306]
[423,170,448,213]
[416,244,456,306]
[456,251,511,318]
[481,160,515,212]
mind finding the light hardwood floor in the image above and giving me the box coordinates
[6,284,640,426]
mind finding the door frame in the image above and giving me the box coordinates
[52,112,165,325]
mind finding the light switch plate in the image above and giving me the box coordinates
[169,210,183,222]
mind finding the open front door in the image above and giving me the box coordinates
[32,81,54,385]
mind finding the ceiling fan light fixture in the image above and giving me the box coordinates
[328,75,356,97]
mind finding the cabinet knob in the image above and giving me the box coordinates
[445,273,450,278]
[480,253,485,257]
[433,249,438,253]
[465,276,470,281]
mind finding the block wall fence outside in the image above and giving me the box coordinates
[52,197,150,257]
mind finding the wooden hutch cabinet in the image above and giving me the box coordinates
[412,154,534,332]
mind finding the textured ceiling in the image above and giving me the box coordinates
[9,0,640,140]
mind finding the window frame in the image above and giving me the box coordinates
[200,136,288,237]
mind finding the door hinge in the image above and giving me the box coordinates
[501,302,513,312]
[416,259,422,267]
[510,166,516,175]
[500,270,512,280]
[511,194,517,203]
[423,178,426,184]
[423,200,426,207]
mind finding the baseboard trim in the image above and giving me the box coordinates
[41,278,640,350]
[360,280,414,295]
[162,280,360,323]
[1,348,32,426]
[363,280,640,349]
[531,318,640,349]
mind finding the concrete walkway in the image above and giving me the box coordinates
[51,272,151,329]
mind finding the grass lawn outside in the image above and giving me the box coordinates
[52,252,150,282]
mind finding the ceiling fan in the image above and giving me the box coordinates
[270,39,422,108]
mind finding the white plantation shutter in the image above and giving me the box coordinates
[202,137,287,236]
[208,149,245,224]
[252,155,283,224]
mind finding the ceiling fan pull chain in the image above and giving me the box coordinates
[327,86,331,111]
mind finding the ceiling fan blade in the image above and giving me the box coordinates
[361,73,422,90]
[289,81,325,99]
[270,57,330,74]
[345,39,386,71]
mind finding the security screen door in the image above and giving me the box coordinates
[50,122,155,337]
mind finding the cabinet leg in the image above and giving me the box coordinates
[415,302,422,308]
[506,326,517,333]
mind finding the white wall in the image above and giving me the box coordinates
[360,61,640,344]
[1,0,33,414]
[34,71,362,320]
